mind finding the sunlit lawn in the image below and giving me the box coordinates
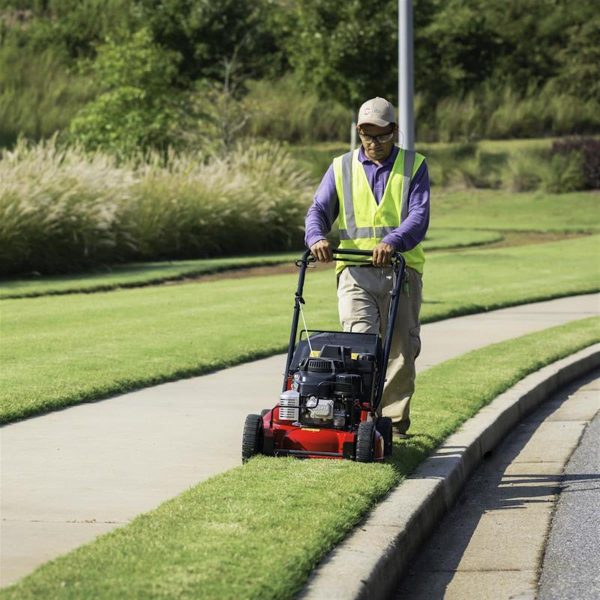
[3,318,598,600]
[2,235,599,424]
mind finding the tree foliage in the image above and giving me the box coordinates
[68,29,183,157]
[134,0,286,86]
[0,0,598,149]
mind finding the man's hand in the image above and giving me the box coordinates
[372,242,396,267]
[310,239,333,262]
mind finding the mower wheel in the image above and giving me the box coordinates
[260,409,270,418]
[377,417,393,457]
[242,414,263,463]
[356,421,376,463]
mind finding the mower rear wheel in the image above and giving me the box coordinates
[356,421,376,463]
[377,417,393,457]
[260,408,270,418]
[242,414,263,463]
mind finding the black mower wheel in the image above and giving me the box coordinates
[377,417,393,457]
[260,408,270,418]
[242,414,263,463]
[356,421,376,463]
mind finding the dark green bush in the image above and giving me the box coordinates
[551,138,600,189]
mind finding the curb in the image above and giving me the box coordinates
[298,344,600,600]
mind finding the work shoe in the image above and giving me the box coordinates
[392,420,411,440]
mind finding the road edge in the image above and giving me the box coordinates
[298,343,600,600]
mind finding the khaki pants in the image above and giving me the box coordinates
[337,266,422,433]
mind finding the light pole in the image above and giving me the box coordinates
[398,0,414,151]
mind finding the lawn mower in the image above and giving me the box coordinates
[242,248,406,462]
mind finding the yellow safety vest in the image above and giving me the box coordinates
[332,147,426,275]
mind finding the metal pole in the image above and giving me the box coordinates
[398,0,414,150]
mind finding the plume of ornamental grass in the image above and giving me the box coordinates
[0,137,133,275]
[0,138,312,276]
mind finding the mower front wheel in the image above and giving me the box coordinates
[242,414,263,462]
[377,417,393,457]
[356,421,376,463]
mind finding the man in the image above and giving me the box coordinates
[304,96,430,438]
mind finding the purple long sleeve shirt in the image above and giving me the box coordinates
[305,146,430,252]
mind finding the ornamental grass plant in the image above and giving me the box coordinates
[0,139,312,276]
[0,138,133,275]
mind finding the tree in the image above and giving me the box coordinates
[135,0,286,87]
[69,29,183,157]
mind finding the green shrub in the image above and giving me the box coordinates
[540,152,585,194]
[0,139,311,275]
[552,138,600,189]
[501,147,585,194]
[503,151,544,192]
[69,29,184,158]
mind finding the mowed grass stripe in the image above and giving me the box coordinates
[2,318,598,600]
[431,190,600,233]
[0,229,503,299]
[0,254,300,299]
[1,235,599,424]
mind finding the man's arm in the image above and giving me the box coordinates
[305,164,339,261]
[381,161,430,252]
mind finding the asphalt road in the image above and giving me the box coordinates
[537,409,600,599]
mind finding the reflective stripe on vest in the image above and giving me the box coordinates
[333,147,426,274]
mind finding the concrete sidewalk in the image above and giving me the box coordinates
[1,293,598,586]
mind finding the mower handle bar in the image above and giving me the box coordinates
[284,248,406,413]
[300,247,406,266]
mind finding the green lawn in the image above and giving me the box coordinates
[432,190,600,233]
[2,235,599,424]
[0,254,299,299]
[3,318,598,600]
[0,229,501,299]
[425,227,503,250]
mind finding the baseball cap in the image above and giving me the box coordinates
[357,97,395,127]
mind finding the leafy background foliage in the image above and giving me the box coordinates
[0,0,598,152]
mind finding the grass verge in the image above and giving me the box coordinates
[0,254,300,299]
[2,235,599,424]
[2,318,598,600]
[432,189,600,233]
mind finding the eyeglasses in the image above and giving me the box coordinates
[358,131,395,144]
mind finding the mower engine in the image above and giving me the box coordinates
[279,345,375,430]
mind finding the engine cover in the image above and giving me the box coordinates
[307,399,334,420]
